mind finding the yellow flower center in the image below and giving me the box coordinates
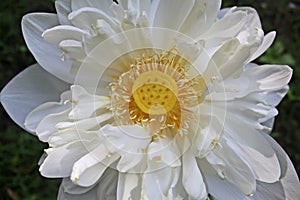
[110,49,207,137]
[132,70,178,115]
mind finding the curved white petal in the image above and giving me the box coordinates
[61,178,96,195]
[143,162,180,199]
[96,168,118,199]
[42,25,86,45]
[264,134,300,199]
[182,150,207,200]
[150,0,194,30]
[22,13,75,83]
[250,31,276,61]
[117,173,142,200]
[199,9,247,40]
[100,124,151,153]
[254,65,292,91]
[180,0,222,38]
[36,108,71,142]
[71,145,119,187]
[1,64,69,131]
[68,7,120,31]
[214,139,256,195]
[40,141,89,178]
[71,0,113,13]
[55,0,72,25]
[206,176,251,200]
[24,90,70,134]
[58,182,98,200]
[225,138,280,183]
[58,168,118,200]
[148,138,181,168]
[69,85,111,120]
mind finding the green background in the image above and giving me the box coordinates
[0,0,299,199]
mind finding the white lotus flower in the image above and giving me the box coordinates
[1,0,299,199]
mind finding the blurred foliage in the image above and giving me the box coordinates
[0,0,300,199]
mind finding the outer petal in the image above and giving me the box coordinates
[264,134,300,199]
[0,64,69,131]
[22,13,74,83]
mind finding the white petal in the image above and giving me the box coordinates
[96,168,118,199]
[40,141,89,177]
[143,162,180,199]
[24,90,70,133]
[143,172,164,200]
[58,182,98,200]
[71,0,113,13]
[180,0,222,38]
[253,181,285,200]
[55,112,113,131]
[48,128,99,147]
[100,124,151,154]
[214,139,256,195]
[59,40,86,60]
[237,7,262,29]
[117,173,142,200]
[59,167,118,200]
[69,85,111,120]
[71,145,119,187]
[22,13,74,83]
[36,108,71,142]
[55,0,72,25]
[150,0,194,30]
[205,176,251,200]
[42,25,86,45]
[250,31,276,61]
[182,150,207,199]
[264,134,300,199]
[68,7,120,31]
[199,9,247,39]
[204,38,251,81]
[1,64,69,131]
[148,138,181,168]
[61,178,96,195]
[195,116,223,158]
[255,65,292,91]
[225,138,281,183]
[206,100,277,157]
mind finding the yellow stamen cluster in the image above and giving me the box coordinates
[110,49,206,137]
